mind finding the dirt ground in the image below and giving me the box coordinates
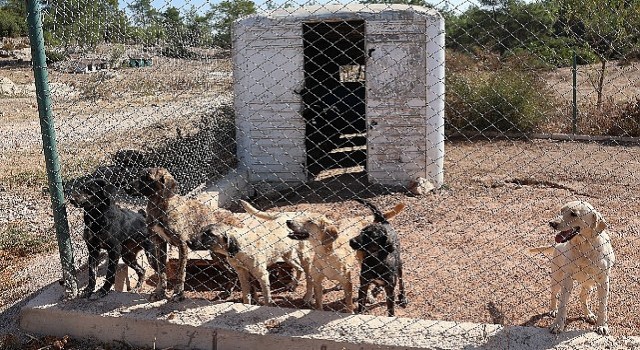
[2,56,640,344]
[224,137,640,337]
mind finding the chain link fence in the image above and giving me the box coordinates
[4,0,640,347]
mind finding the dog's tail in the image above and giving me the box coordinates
[355,198,387,223]
[384,203,406,221]
[528,246,555,256]
[239,199,280,220]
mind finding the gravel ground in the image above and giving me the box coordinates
[3,56,640,347]
[241,138,640,336]
[2,137,640,348]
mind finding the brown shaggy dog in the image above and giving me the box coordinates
[138,167,241,302]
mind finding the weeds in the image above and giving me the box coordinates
[7,169,47,189]
[608,98,640,137]
[0,222,54,257]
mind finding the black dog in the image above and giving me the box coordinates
[349,198,408,316]
[68,178,159,300]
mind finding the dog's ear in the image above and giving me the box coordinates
[382,234,395,254]
[356,198,388,223]
[383,239,395,254]
[323,223,339,244]
[226,234,240,257]
[160,173,178,194]
[593,210,607,232]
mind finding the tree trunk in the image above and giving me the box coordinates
[597,58,606,109]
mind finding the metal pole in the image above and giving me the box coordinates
[572,50,578,135]
[25,0,78,299]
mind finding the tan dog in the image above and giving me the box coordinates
[530,201,615,335]
[188,200,313,305]
[269,202,405,312]
[138,167,240,302]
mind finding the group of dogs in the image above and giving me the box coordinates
[68,167,616,336]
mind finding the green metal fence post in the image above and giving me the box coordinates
[572,50,578,135]
[25,0,78,299]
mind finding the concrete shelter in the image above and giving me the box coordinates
[233,4,445,187]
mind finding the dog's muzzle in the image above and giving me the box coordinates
[554,227,580,243]
[349,238,363,251]
[286,221,309,240]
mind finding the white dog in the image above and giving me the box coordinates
[530,201,615,335]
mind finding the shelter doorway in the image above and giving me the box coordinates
[302,20,367,177]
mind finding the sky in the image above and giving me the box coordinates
[125,0,480,15]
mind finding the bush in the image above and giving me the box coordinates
[514,38,598,68]
[607,98,640,137]
[446,68,556,134]
[45,50,67,64]
[0,10,26,38]
[161,43,197,59]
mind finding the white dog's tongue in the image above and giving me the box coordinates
[555,229,573,243]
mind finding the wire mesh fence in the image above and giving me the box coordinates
[3,0,640,347]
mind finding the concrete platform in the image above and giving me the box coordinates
[19,282,640,350]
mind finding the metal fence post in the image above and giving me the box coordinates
[25,0,78,298]
[572,50,578,135]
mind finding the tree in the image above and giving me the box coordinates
[127,0,159,28]
[447,1,556,56]
[163,6,182,27]
[209,0,256,48]
[184,6,214,46]
[556,0,640,107]
[360,0,433,5]
[43,0,128,48]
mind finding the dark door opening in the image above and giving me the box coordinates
[302,20,366,177]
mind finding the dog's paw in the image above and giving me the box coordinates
[302,293,314,304]
[148,291,166,302]
[89,289,109,300]
[80,288,94,299]
[216,290,232,300]
[595,324,610,335]
[584,313,597,324]
[548,309,558,318]
[344,304,355,314]
[549,322,564,334]
[170,293,185,302]
[398,295,409,308]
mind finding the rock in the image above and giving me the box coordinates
[407,177,435,195]
[0,77,17,95]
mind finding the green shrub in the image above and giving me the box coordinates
[0,10,26,38]
[512,38,598,68]
[446,68,556,134]
[45,50,68,64]
[161,43,197,59]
